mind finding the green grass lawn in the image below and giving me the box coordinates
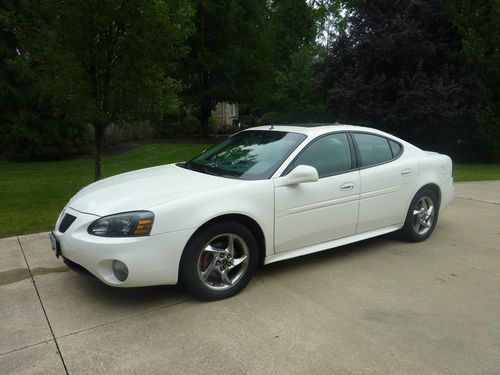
[453,164,500,182]
[0,143,499,238]
[0,143,210,238]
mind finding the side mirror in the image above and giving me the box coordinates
[275,165,319,187]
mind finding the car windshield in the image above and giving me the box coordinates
[186,130,306,180]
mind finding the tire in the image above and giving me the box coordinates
[180,221,259,300]
[400,188,439,242]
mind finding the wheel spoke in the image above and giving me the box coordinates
[421,199,428,210]
[204,245,226,255]
[220,269,232,285]
[426,205,434,217]
[232,254,248,268]
[227,234,235,257]
[414,221,421,232]
[201,257,217,281]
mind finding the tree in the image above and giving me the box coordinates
[252,46,327,117]
[12,0,192,179]
[246,0,322,118]
[0,1,18,138]
[448,0,500,161]
[306,0,345,47]
[316,0,480,157]
[181,0,269,135]
[267,0,316,69]
[0,0,91,161]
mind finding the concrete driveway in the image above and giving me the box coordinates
[1,181,499,374]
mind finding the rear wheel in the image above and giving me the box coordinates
[180,221,258,300]
[400,188,439,242]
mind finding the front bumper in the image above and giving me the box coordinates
[53,207,195,287]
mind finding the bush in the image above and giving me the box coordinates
[153,114,201,138]
[1,114,91,161]
[186,115,202,135]
[260,111,336,125]
[237,115,258,128]
[105,121,156,145]
[260,112,284,125]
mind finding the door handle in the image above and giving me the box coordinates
[340,182,354,191]
[401,168,413,177]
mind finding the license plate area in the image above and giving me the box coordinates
[49,232,61,258]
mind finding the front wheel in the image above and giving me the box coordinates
[400,188,439,242]
[180,221,258,300]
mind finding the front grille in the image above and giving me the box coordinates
[59,213,77,233]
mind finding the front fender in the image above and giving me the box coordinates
[149,179,275,256]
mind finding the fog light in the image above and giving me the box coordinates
[112,260,128,282]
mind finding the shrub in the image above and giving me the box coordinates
[185,115,201,135]
[237,115,258,128]
[105,121,156,145]
[259,112,284,125]
[1,114,91,161]
[260,111,336,125]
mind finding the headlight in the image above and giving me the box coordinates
[88,211,155,237]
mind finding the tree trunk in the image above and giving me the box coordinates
[200,101,212,137]
[93,122,105,181]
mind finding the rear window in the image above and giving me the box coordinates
[389,140,402,157]
[353,133,394,167]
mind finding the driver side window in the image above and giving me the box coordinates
[289,133,352,178]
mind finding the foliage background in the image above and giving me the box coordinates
[1,0,499,167]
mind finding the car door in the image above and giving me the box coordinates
[352,132,418,233]
[274,132,360,253]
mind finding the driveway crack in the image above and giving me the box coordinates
[0,339,55,357]
[17,237,69,375]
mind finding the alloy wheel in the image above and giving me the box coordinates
[197,233,249,291]
[412,196,435,236]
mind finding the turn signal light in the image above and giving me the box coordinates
[134,219,153,235]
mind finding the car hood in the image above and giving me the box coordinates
[68,164,242,216]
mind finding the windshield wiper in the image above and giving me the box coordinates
[177,161,192,170]
[200,166,239,179]
[201,167,219,176]
[183,162,237,179]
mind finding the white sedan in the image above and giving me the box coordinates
[50,125,454,300]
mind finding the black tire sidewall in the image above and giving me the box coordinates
[402,188,439,242]
[180,221,259,300]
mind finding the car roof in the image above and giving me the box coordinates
[246,123,389,138]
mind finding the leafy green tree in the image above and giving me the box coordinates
[246,0,323,118]
[182,0,268,135]
[11,0,191,179]
[252,46,326,116]
[0,0,91,160]
[308,0,346,46]
[448,0,500,161]
[316,0,480,157]
[0,0,17,139]
[267,0,316,68]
